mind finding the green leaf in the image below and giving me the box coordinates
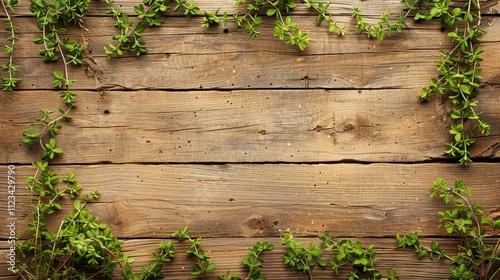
[53,71,63,80]
[74,199,81,210]
[266,8,276,16]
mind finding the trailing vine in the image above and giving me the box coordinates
[201,0,490,164]
[201,0,347,51]
[104,0,201,58]
[1,0,20,91]
[320,234,399,280]
[397,178,500,279]
[173,226,217,279]
[14,159,176,279]
[409,0,490,165]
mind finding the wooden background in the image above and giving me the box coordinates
[1,0,500,279]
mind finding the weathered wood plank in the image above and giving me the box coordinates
[10,0,500,16]
[1,15,499,91]
[1,89,499,164]
[1,163,499,239]
[1,237,488,279]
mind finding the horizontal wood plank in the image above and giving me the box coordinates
[10,0,500,16]
[1,15,499,91]
[1,163,499,239]
[1,89,499,164]
[2,236,494,279]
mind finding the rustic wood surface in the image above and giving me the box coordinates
[1,0,499,279]
[2,237,496,279]
[1,88,499,164]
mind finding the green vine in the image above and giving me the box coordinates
[397,178,500,279]
[202,0,348,51]
[351,7,409,41]
[1,0,20,91]
[241,241,274,280]
[410,0,489,165]
[14,162,174,279]
[320,234,399,280]
[105,0,201,58]
[281,233,326,279]
[173,226,216,279]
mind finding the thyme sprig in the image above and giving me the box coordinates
[1,0,20,91]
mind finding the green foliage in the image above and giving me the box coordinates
[22,0,86,172]
[321,233,399,280]
[30,0,88,65]
[17,173,174,280]
[397,178,500,280]
[202,0,346,51]
[409,0,489,165]
[21,108,71,154]
[351,7,408,41]
[104,0,200,58]
[303,0,346,35]
[173,226,216,279]
[241,241,274,280]
[1,0,21,91]
[281,233,326,279]
[41,137,63,160]
[121,241,176,280]
[17,123,175,279]
[17,163,124,279]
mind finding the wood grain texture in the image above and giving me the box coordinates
[1,88,499,164]
[10,0,500,16]
[1,15,499,91]
[0,1,499,279]
[1,163,499,239]
[2,237,495,279]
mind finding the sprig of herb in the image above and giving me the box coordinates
[121,241,176,280]
[203,0,346,51]
[302,0,346,35]
[173,226,216,279]
[397,178,500,279]
[281,233,326,280]
[22,108,71,154]
[17,164,174,279]
[320,233,399,280]
[351,7,409,41]
[105,0,200,58]
[17,125,173,279]
[241,241,275,280]
[409,0,489,165]
[1,0,20,91]
[30,0,88,98]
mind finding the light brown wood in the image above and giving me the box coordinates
[1,163,499,239]
[2,15,499,91]
[1,89,499,164]
[0,1,499,279]
[0,237,488,279]
[11,0,500,16]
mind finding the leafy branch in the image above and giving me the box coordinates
[203,0,347,51]
[241,241,274,280]
[302,0,346,35]
[17,163,174,279]
[410,0,490,165]
[173,226,216,279]
[1,0,20,91]
[397,178,500,279]
[105,0,201,58]
[281,233,326,280]
[321,233,399,280]
[351,6,410,41]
